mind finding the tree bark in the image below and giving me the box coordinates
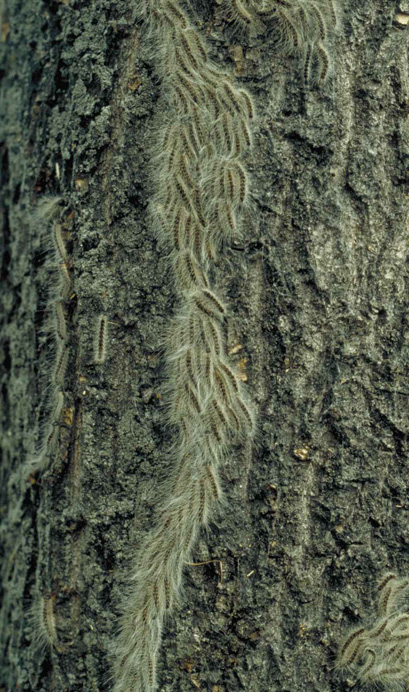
[1,0,409,690]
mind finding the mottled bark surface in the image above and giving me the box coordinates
[1,0,409,690]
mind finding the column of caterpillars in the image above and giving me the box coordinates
[24,201,73,662]
[26,202,72,474]
[113,0,256,690]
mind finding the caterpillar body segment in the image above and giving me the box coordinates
[173,173,197,212]
[225,0,254,27]
[180,28,208,64]
[54,344,69,387]
[212,363,254,435]
[386,643,409,663]
[154,203,205,257]
[190,107,210,149]
[185,118,203,155]
[200,155,250,215]
[26,386,65,471]
[214,366,233,405]
[172,43,201,76]
[58,260,72,298]
[387,580,409,616]
[52,223,68,262]
[54,300,67,342]
[178,152,196,189]
[184,381,202,416]
[35,195,64,226]
[219,360,240,393]
[316,42,330,83]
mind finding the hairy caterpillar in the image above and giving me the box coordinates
[94,314,109,365]
[27,591,58,652]
[112,0,256,688]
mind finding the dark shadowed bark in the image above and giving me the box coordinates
[1,0,409,690]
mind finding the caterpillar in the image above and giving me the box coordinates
[94,314,109,365]
[27,591,58,652]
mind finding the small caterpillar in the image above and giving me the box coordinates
[27,592,58,652]
[94,314,109,365]
[337,627,366,666]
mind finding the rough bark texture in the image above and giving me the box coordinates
[1,0,409,690]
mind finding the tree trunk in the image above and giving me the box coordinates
[1,0,409,690]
